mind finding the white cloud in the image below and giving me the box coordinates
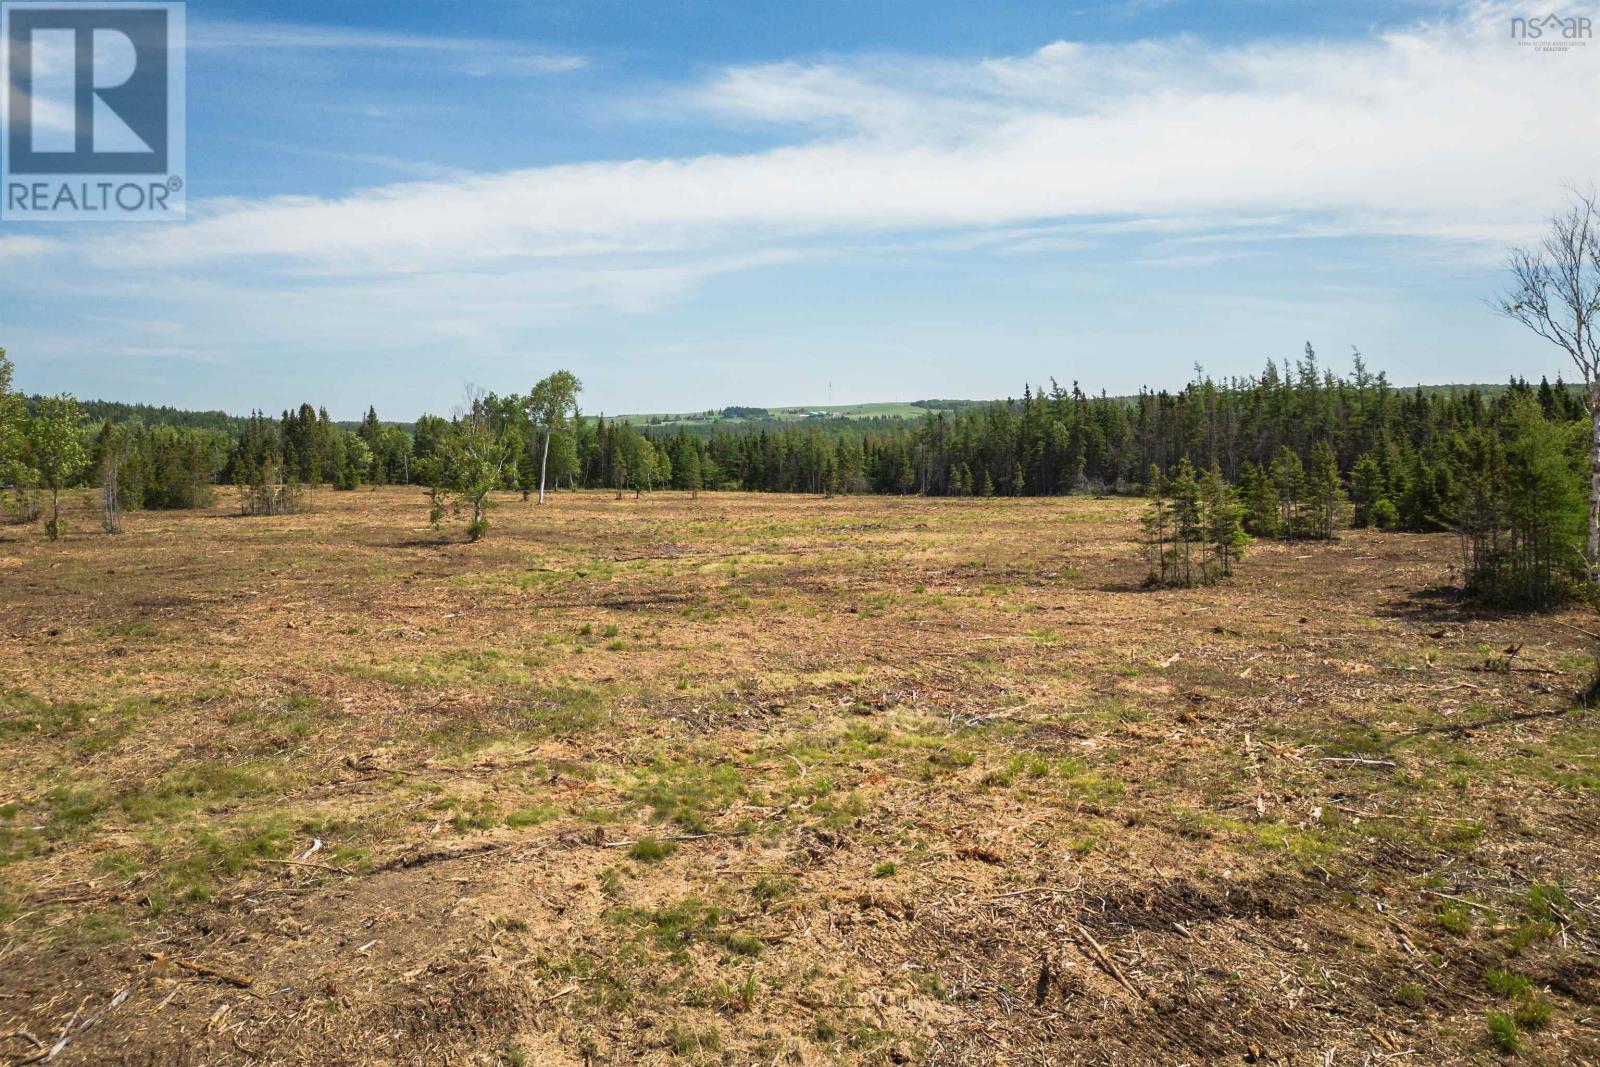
[94,2,1600,281]
[188,19,587,74]
[0,236,57,261]
[11,1,1600,379]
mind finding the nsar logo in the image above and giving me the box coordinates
[1510,12,1592,50]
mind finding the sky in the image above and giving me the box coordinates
[2,0,1599,419]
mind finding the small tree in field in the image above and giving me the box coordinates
[681,446,702,499]
[1140,464,1171,583]
[528,371,581,505]
[1306,441,1345,540]
[95,422,130,533]
[1237,460,1280,538]
[27,394,87,540]
[430,412,514,541]
[1201,463,1249,577]
[1456,397,1586,608]
[1166,458,1204,585]
[1142,460,1248,586]
[1270,447,1305,541]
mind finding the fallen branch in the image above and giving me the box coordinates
[373,841,508,873]
[259,858,349,875]
[600,832,742,849]
[16,987,129,1065]
[1420,890,1500,915]
[148,952,254,989]
[1072,924,1144,1001]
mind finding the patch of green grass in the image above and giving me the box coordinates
[94,850,144,879]
[1436,903,1473,936]
[628,836,677,863]
[1525,883,1572,923]
[145,817,296,912]
[611,897,761,961]
[1484,1011,1520,1054]
[667,1023,721,1056]
[0,693,154,750]
[1485,969,1532,998]
[1435,821,1484,849]
[1393,981,1426,1009]
[872,861,897,878]
[66,908,131,946]
[522,686,607,738]
[749,877,792,908]
[504,804,559,829]
[1508,920,1557,953]
[45,785,111,837]
[435,795,496,832]
[121,763,274,822]
[1513,997,1552,1031]
[627,761,746,832]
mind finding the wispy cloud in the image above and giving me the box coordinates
[188,18,587,74]
[97,2,1598,278]
[8,1,1598,391]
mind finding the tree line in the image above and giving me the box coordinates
[0,346,1590,605]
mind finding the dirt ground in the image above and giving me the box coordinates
[0,487,1597,1066]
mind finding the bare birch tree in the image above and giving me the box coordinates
[1498,190,1600,579]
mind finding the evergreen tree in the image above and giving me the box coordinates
[1202,463,1249,577]
[1270,447,1305,541]
[1306,441,1345,539]
[1349,452,1384,528]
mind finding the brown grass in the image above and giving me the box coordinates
[0,487,1597,1065]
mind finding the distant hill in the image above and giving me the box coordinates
[55,382,1572,436]
[69,399,246,433]
[614,399,984,429]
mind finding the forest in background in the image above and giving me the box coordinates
[2,345,1590,606]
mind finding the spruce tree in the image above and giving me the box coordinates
[1238,460,1280,538]
[1140,464,1170,585]
[1167,458,1203,585]
[1307,441,1345,539]
[1349,453,1384,527]
[1202,463,1248,578]
[1270,447,1305,541]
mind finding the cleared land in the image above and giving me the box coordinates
[0,488,1597,1066]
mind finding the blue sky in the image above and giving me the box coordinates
[2,0,1597,418]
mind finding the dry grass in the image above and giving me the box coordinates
[0,487,1597,1065]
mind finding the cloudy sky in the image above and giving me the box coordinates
[2,0,1598,418]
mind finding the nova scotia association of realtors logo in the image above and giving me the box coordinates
[1,1,184,220]
[1511,12,1592,49]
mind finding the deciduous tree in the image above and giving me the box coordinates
[27,394,87,540]
[528,371,582,505]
